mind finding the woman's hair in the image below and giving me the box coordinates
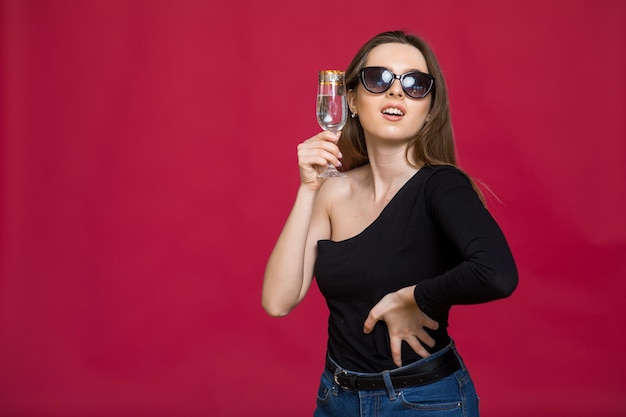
[340,30,485,203]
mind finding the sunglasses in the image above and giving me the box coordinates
[359,66,435,99]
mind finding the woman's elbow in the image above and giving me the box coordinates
[491,268,518,299]
[262,303,291,318]
[261,295,296,317]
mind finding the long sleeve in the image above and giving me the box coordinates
[414,167,518,317]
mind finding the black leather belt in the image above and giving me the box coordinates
[326,349,461,391]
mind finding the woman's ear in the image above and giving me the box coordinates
[347,89,357,115]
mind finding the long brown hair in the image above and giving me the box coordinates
[339,30,484,203]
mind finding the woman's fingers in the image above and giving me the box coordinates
[298,146,342,169]
[363,287,442,367]
[390,336,432,367]
[296,132,343,185]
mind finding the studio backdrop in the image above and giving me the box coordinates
[1,1,625,416]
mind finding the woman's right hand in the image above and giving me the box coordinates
[296,131,342,189]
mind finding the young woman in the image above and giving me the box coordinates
[263,30,518,417]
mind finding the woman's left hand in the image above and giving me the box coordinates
[363,285,439,367]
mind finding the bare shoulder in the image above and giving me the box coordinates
[317,165,373,241]
[316,166,371,224]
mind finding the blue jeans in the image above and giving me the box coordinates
[314,341,479,417]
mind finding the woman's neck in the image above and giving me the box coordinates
[363,143,421,203]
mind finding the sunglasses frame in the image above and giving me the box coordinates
[359,66,435,99]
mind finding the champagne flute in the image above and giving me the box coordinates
[316,70,347,178]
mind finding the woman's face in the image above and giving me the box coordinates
[349,42,432,145]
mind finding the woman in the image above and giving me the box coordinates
[263,30,518,416]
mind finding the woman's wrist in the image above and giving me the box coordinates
[397,285,418,305]
[296,183,319,200]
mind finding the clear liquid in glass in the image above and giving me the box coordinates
[316,94,347,133]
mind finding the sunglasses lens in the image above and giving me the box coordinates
[402,73,432,98]
[362,67,393,93]
[361,67,433,98]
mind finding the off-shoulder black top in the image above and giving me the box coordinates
[314,165,518,372]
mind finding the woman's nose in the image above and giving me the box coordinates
[386,78,404,97]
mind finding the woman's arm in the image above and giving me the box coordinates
[413,167,518,317]
[364,166,518,366]
[262,186,323,316]
[262,132,341,317]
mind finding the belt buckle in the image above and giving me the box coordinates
[333,369,351,390]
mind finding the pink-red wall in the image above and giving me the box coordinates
[1,1,624,416]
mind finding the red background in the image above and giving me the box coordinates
[1,1,625,416]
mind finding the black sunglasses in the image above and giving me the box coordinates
[359,66,435,99]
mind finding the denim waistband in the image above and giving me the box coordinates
[325,340,463,391]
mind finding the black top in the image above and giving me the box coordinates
[314,165,518,372]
